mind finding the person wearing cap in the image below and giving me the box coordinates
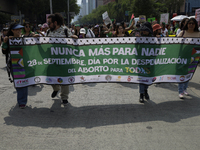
[93,25,100,38]
[74,24,82,38]
[2,23,28,109]
[139,22,153,37]
[161,22,168,37]
[152,24,164,37]
[138,22,153,103]
[79,28,86,38]
[37,23,49,37]
[1,27,8,64]
[0,27,8,46]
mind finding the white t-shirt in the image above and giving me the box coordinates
[86,29,95,38]
[176,29,181,36]
[161,28,168,37]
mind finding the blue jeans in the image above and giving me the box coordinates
[139,84,149,94]
[178,81,189,94]
[16,87,28,105]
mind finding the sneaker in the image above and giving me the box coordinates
[19,104,26,109]
[51,91,58,98]
[62,99,68,106]
[179,93,184,99]
[144,90,150,100]
[139,94,144,103]
[183,91,189,96]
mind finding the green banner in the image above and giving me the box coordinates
[9,37,200,87]
[147,17,156,22]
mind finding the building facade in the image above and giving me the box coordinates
[103,0,115,5]
[80,0,88,16]
[88,0,103,14]
[179,0,200,15]
[184,0,200,15]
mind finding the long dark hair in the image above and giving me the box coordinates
[115,24,124,35]
[180,18,189,30]
[183,18,199,32]
[48,13,64,26]
[153,30,160,37]
[75,26,81,36]
[22,22,32,34]
[7,23,18,36]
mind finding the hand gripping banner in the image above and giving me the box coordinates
[9,37,200,88]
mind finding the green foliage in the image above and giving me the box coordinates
[77,0,131,24]
[16,0,80,23]
[0,12,11,24]
[130,0,154,18]
[77,0,185,24]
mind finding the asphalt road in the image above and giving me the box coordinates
[0,46,200,150]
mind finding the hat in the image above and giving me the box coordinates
[152,24,162,32]
[3,27,8,31]
[42,23,48,28]
[80,28,86,34]
[162,22,166,25]
[12,24,24,30]
[75,24,80,27]
[38,24,42,27]
[94,25,99,28]
[139,22,153,34]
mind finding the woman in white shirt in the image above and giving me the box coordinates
[161,22,168,37]
[177,18,200,99]
[176,18,189,36]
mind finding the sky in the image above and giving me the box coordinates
[77,0,81,5]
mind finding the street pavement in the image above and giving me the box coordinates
[0,46,200,150]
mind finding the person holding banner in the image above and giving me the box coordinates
[121,20,135,37]
[176,18,189,36]
[74,24,83,38]
[138,22,153,103]
[2,23,28,109]
[114,24,127,37]
[22,22,39,37]
[93,25,100,38]
[47,13,77,105]
[152,24,164,37]
[1,28,8,64]
[161,22,168,37]
[177,18,200,99]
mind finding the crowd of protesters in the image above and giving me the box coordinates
[1,12,200,108]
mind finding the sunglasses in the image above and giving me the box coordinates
[25,26,30,28]
[188,22,195,25]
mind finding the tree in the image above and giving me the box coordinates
[130,0,155,18]
[16,0,80,23]
[0,12,11,25]
[76,0,185,25]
